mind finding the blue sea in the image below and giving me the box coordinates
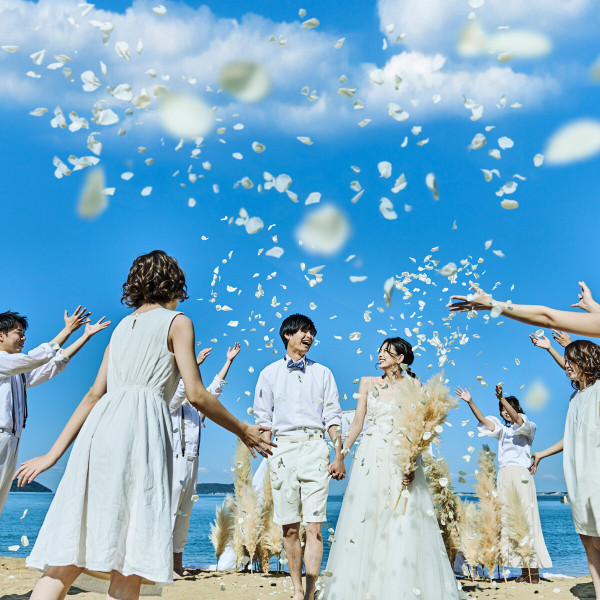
[0,493,589,577]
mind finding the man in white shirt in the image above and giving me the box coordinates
[254,314,344,600]
[0,308,110,517]
[169,343,241,578]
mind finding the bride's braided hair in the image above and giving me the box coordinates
[378,337,417,379]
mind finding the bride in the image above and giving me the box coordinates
[323,337,461,600]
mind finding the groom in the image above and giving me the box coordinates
[254,314,344,600]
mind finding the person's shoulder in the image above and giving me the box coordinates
[307,358,333,375]
[260,359,285,375]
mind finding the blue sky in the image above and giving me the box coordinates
[1,0,600,498]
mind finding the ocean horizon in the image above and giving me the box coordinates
[0,492,588,577]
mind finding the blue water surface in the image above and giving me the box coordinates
[0,493,589,576]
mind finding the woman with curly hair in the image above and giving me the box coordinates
[15,250,273,600]
[530,340,600,598]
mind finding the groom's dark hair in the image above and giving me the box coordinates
[279,314,317,348]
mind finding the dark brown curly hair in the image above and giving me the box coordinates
[121,250,189,308]
[564,339,600,390]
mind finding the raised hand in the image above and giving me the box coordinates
[84,317,111,338]
[226,342,241,362]
[14,454,56,487]
[571,281,600,313]
[64,306,92,333]
[196,347,212,365]
[454,386,472,403]
[530,332,551,350]
[448,281,493,312]
[551,330,572,348]
[494,383,504,399]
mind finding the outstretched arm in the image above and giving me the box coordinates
[571,281,600,313]
[342,377,369,453]
[495,384,523,426]
[448,282,600,337]
[215,343,241,381]
[14,345,110,486]
[529,333,566,369]
[58,317,111,360]
[454,386,495,431]
[49,306,93,348]
[530,438,564,474]
[170,315,274,458]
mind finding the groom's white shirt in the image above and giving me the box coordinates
[253,355,341,437]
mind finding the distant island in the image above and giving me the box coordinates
[10,480,52,493]
[196,483,234,494]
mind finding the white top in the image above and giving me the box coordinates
[169,376,224,457]
[253,355,342,437]
[478,413,536,469]
[0,343,69,437]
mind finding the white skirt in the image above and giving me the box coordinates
[498,465,552,568]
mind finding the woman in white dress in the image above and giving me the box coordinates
[15,250,272,600]
[324,337,460,600]
[530,340,600,600]
[454,384,552,582]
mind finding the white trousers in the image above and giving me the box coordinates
[171,454,199,553]
[0,431,19,516]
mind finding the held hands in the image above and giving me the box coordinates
[571,281,600,313]
[529,332,551,350]
[328,457,346,480]
[552,330,572,348]
[84,317,111,339]
[454,386,472,403]
[64,306,92,333]
[196,348,212,365]
[241,424,276,459]
[226,342,241,362]
[14,454,56,487]
[448,282,493,312]
[529,452,543,474]
[401,471,415,486]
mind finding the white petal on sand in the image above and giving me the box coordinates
[152,5,167,16]
[2,46,19,53]
[544,119,600,165]
[29,107,48,116]
[349,332,361,341]
[469,133,486,150]
[77,168,107,219]
[501,199,519,210]
[302,17,320,29]
[219,61,271,103]
[305,192,321,205]
[350,276,367,283]
[245,216,264,234]
[384,277,395,307]
[273,174,292,193]
[81,70,101,92]
[533,153,544,167]
[298,136,313,145]
[252,141,266,153]
[335,38,345,49]
[266,247,284,258]
[392,173,407,193]
[296,205,350,255]
[425,173,439,200]
[159,93,212,138]
[379,197,397,220]
[388,103,409,122]
[30,49,46,65]
[369,69,384,85]
[498,136,514,150]
[524,379,550,409]
[115,41,130,61]
[440,262,457,277]
[378,161,392,178]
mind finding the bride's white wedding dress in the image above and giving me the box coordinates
[323,380,461,600]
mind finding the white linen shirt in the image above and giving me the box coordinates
[0,343,69,438]
[478,413,536,469]
[169,376,224,457]
[253,355,342,437]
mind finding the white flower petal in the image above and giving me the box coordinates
[384,277,395,307]
[252,141,266,153]
[378,161,392,178]
[110,83,132,101]
[500,199,519,210]
[533,153,544,167]
[302,17,320,29]
[245,216,264,234]
[21,536,29,547]
[8,545,19,552]
[273,174,292,193]
[440,262,457,277]
[30,49,46,65]
[335,38,345,49]
[392,173,407,193]
[141,186,152,196]
[159,93,212,138]
[502,181,517,194]
[77,168,107,219]
[438,477,449,487]
[545,119,600,165]
[266,247,284,258]
[498,136,514,150]
[369,69,384,85]
[94,107,119,126]
[388,102,409,122]
[152,4,167,16]
[469,133,486,150]
[114,41,130,60]
[29,107,48,116]
[305,192,321,205]
[350,276,367,282]
[219,61,272,103]
[349,332,361,341]
[121,171,134,181]
[2,46,19,53]
[81,70,101,92]
[297,136,313,145]
[489,148,502,160]
[425,173,439,200]
[379,197,397,220]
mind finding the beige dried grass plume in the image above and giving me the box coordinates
[238,482,262,573]
[258,469,280,572]
[209,493,234,570]
[457,498,480,577]
[503,483,535,569]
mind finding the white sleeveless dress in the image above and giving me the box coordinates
[323,381,461,600]
[27,308,183,594]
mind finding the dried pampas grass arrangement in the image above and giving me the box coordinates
[474,445,501,580]
[238,482,262,573]
[233,439,251,497]
[258,469,280,572]
[209,493,234,570]
[423,453,461,566]
[392,373,458,513]
[457,499,480,578]
[503,483,535,571]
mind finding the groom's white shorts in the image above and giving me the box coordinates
[268,433,330,526]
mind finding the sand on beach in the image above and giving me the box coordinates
[0,558,595,600]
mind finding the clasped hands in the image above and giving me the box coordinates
[329,457,346,480]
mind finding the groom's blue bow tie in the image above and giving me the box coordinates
[287,358,306,373]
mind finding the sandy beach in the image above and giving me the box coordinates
[0,558,595,600]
